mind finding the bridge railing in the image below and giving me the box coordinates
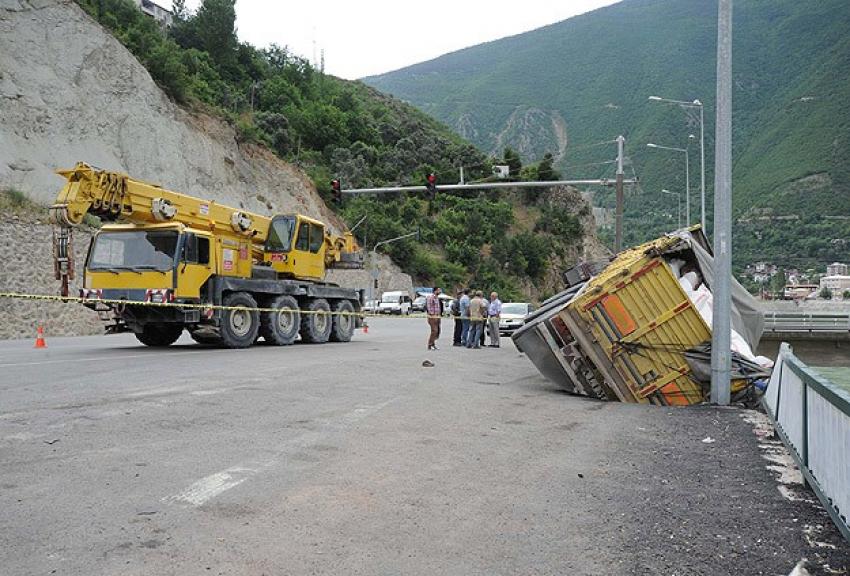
[763,312,850,333]
[763,343,850,542]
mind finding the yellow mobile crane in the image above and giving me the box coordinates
[50,162,364,348]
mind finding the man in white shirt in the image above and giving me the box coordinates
[487,291,502,348]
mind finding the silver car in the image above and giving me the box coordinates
[498,302,535,335]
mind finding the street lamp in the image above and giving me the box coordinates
[369,230,419,302]
[662,189,682,229]
[648,96,706,232]
[647,142,690,225]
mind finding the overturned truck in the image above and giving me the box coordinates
[513,228,771,406]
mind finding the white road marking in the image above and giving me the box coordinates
[166,466,258,506]
[164,398,399,507]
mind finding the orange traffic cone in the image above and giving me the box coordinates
[34,325,47,349]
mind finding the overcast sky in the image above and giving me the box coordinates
[176,1,621,79]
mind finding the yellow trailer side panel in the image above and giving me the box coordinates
[569,235,711,405]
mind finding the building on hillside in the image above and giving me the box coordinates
[827,262,848,276]
[820,275,850,293]
[132,0,172,27]
[783,284,818,300]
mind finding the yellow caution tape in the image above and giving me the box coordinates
[0,291,450,320]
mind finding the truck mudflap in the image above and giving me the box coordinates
[513,227,770,406]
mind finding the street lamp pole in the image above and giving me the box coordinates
[647,143,690,225]
[662,189,681,228]
[369,230,420,303]
[648,96,706,231]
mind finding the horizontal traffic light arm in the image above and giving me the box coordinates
[341,178,637,196]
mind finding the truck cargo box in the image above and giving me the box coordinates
[513,228,765,406]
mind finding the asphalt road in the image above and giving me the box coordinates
[1,318,847,575]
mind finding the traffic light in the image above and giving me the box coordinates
[331,178,342,204]
[426,173,437,200]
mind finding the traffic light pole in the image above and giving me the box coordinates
[340,178,636,196]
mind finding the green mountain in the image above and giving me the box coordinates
[364,0,850,278]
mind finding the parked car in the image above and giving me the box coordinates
[411,295,427,313]
[498,302,535,335]
[362,299,378,314]
[378,291,412,315]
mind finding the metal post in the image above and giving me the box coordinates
[459,166,465,185]
[684,148,690,226]
[711,0,732,406]
[698,102,706,232]
[677,193,681,229]
[615,135,625,253]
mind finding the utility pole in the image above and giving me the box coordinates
[615,135,625,253]
[711,0,732,406]
[698,102,706,233]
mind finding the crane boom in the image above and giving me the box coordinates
[50,162,270,243]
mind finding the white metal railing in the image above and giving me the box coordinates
[763,312,850,333]
[763,343,850,542]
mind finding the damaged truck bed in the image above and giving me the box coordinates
[512,228,770,406]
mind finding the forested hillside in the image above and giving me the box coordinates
[365,0,850,277]
[71,0,598,300]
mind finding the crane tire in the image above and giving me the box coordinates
[219,292,260,349]
[299,298,332,344]
[260,295,301,346]
[330,300,355,342]
[135,323,183,347]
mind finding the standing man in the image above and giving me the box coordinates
[426,287,442,350]
[459,288,471,346]
[451,290,463,346]
[487,291,502,347]
[467,290,486,349]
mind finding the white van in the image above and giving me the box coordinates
[378,291,412,315]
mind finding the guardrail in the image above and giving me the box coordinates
[763,343,850,542]
[763,312,850,333]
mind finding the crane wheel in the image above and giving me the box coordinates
[330,300,355,342]
[260,295,301,346]
[135,323,183,347]
[219,292,260,348]
[299,298,332,344]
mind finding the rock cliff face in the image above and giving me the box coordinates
[0,0,411,338]
[0,0,339,226]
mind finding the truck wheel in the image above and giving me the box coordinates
[330,300,355,342]
[300,298,332,344]
[135,323,183,347]
[219,292,259,349]
[260,295,301,346]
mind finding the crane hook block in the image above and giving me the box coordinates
[230,211,253,234]
[151,198,177,221]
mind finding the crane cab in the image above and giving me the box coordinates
[262,214,326,281]
[83,223,217,300]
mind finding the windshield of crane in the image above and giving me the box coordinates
[88,230,178,272]
[267,216,295,252]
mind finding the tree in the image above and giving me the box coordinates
[843,289,850,300]
[819,286,833,300]
[537,152,560,181]
[503,147,522,178]
[192,0,240,81]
